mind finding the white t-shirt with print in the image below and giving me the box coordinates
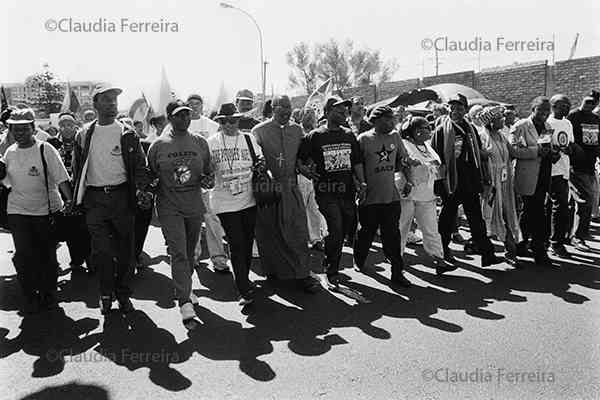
[189,117,219,139]
[207,132,262,215]
[547,115,574,178]
[85,121,127,186]
[3,140,69,215]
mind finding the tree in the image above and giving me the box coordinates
[24,67,63,117]
[314,39,352,92]
[349,48,398,87]
[286,39,398,94]
[286,42,318,94]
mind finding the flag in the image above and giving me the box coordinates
[304,78,333,120]
[568,33,579,60]
[157,66,176,115]
[212,81,229,114]
[60,82,81,114]
[0,86,8,112]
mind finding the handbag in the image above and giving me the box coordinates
[40,143,70,242]
[243,133,281,207]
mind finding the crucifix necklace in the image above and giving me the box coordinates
[276,124,286,169]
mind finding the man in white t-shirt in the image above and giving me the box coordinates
[186,94,230,272]
[546,94,574,257]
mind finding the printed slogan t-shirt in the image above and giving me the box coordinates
[299,126,362,199]
[358,129,406,205]
[568,109,600,174]
[207,132,262,215]
[147,130,211,217]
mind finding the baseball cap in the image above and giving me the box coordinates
[166,100,192,118]
[92,83,122,101]
[324,96,352,112]
[583,90,600,103]
[58,112,76,123]
[236,89,254,101]
[6,108,35,124]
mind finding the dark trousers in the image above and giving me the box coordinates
[83,187,135,299]
[316,195,356,276]
[65,214,91,266]
[8,214,58,297]
[438,187,493,256]
[545,175,569,245]
[571,172,597,239]
[217,206,256,296]
[134,206,153,261]
[520,181,549,255]
[353,202,405,274]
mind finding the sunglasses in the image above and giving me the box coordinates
[220,117,239,125]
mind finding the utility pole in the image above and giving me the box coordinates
[435,47,439,76]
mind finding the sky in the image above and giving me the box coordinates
[2,0,599,111]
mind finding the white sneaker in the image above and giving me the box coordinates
[211,256,230,272]
[189,293,199,305]
[180,302,197,321]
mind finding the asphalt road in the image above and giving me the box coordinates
[1,221,599,400]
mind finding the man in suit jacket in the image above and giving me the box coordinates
[509,96,555,266]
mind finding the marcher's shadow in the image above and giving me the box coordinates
[18,382,110,400]
[95,310,191,391]
[179,301,277,382]
[193,263,240,302]
[130,267,177,309]
[0,307,101,378]
[57,269,101,310]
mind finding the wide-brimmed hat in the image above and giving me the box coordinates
[214,103,244,121]
[6,108,35,124]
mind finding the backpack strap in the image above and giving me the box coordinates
[40,143,51,215]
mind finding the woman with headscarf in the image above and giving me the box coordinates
[478,106,522,262]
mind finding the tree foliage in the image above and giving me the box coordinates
[286,39,398,94]
[24,69,63,116]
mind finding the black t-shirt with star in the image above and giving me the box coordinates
[299,125,363,198]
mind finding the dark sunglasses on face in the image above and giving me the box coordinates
[221,118,238,125]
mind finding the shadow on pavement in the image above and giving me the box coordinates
[18,382,110,400]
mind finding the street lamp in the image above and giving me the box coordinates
[220,2,265,107]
